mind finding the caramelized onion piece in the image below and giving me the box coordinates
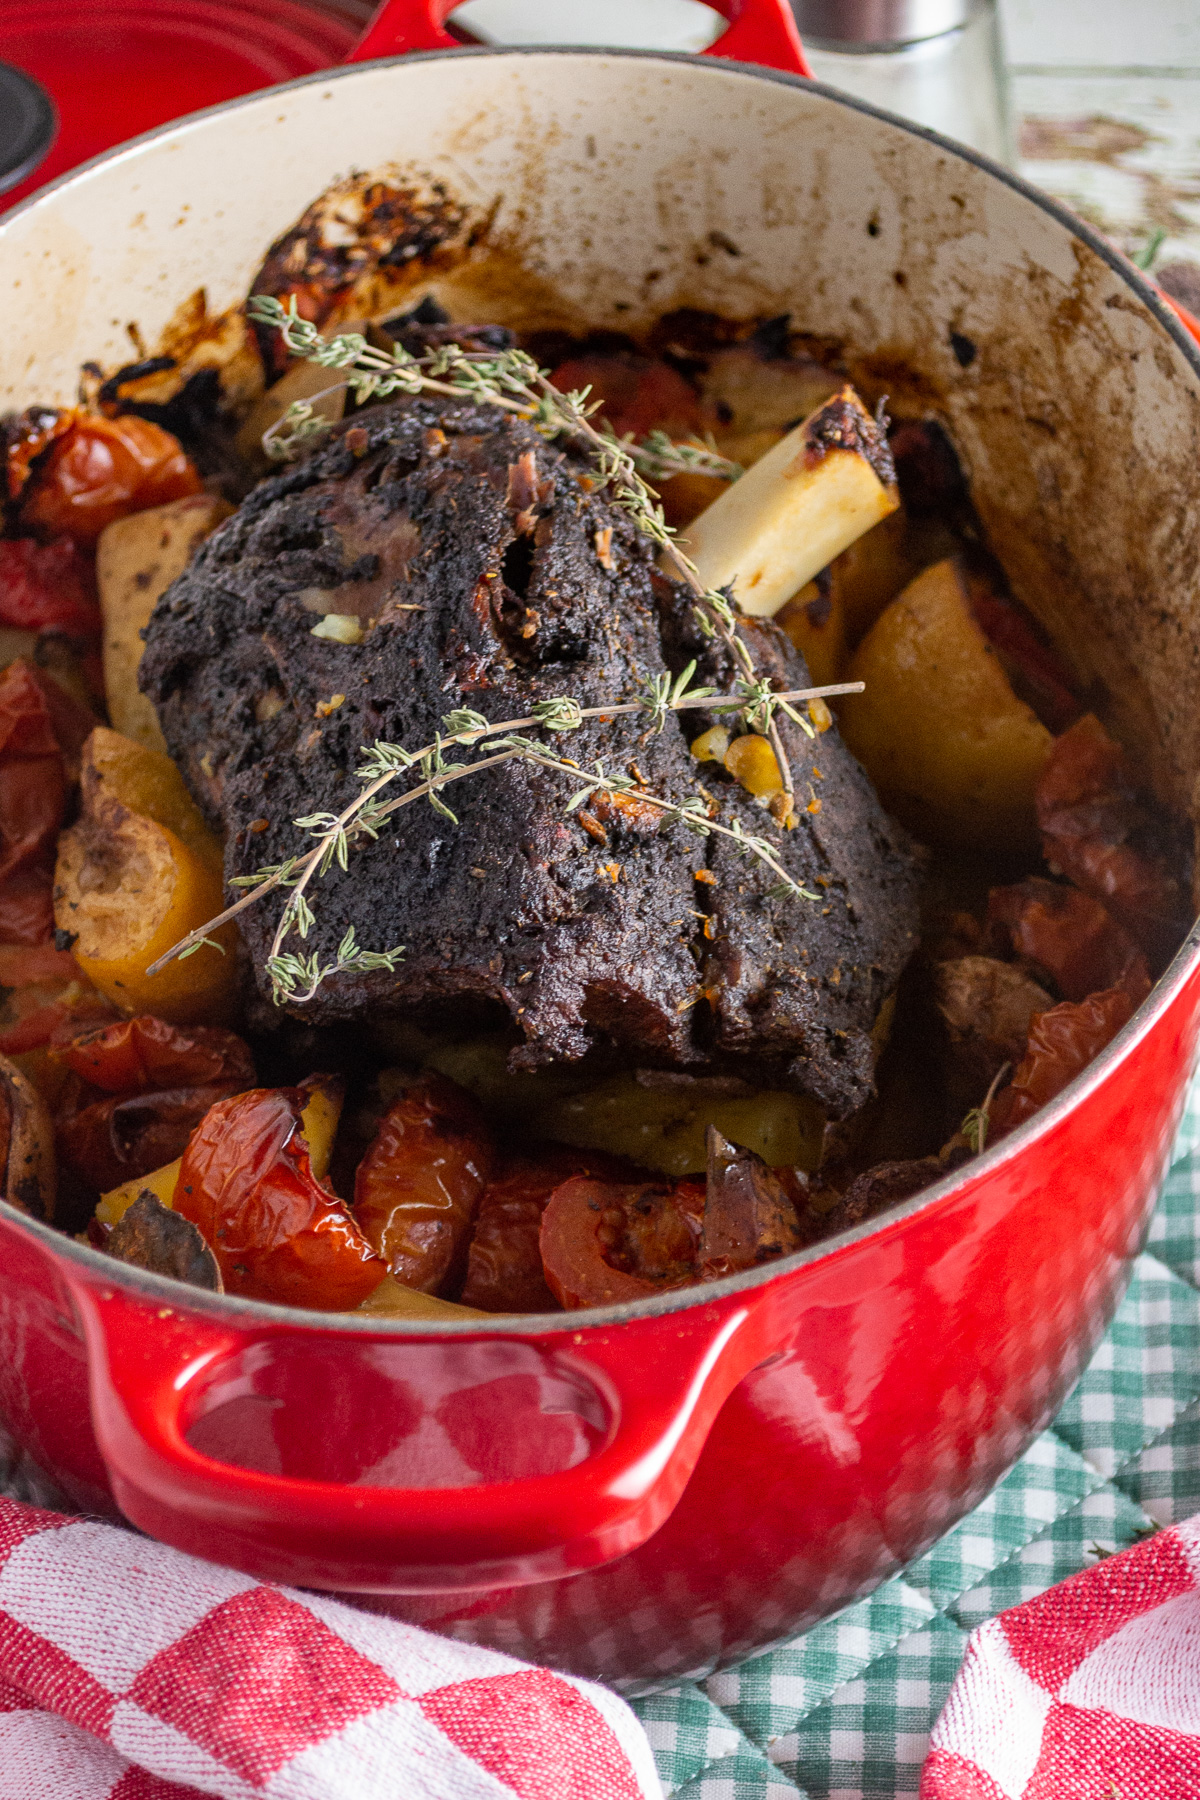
[0,1052,55,1220]
[107,1189,222,1291]
[700,1128,804,1278]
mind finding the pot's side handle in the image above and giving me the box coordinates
[347,0,812,76]
[67,1280,771,1591]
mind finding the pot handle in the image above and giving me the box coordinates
[68,1280,771,1591]
[347,0,812,76]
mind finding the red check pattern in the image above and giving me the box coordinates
[922,1514,1200,1800]
[0,1499,660,1800]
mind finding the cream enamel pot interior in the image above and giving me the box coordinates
[3,49,1200,1691]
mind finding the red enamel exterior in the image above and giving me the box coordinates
[349,0,812,74]
[0,946,1193,1687]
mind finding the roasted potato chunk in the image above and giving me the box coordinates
[53,729,235,1024]
[97,495,232,752]
[839,558,1053,852]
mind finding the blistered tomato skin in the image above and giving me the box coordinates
[53,1015,254,1095]
[538,1176,705,1311]
[51,1016,256,1195]
[0,539,101,638]
[1036,715,1188,970]
[987,878,1148,1004]
[0,661,68,946]
[991,983,1145,1136]
[460,1148,640,1314]
[20,417,203,544]
[174,1083,385,1310]
[353,1074,495,1295]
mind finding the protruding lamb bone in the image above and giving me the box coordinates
[683,386,899,618]
[701,1126,803,1277]
[0,1054,56,1222]
[106,1189,224,1291]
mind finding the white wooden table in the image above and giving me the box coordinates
[454,0,1200,282]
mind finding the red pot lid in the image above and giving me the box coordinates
[0,0,363,212]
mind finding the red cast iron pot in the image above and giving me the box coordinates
[2,0,1200,1692]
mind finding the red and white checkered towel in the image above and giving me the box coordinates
[922,1512,1200,1798]
[0,1498,661,1800]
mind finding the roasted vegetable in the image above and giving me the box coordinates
[991,982,1148,1137]
[933,955,1052,1111]
[776,577,847,688]
[549,353,705,441]
[539,1175,705,1309]
[53,729,236,1023]
[353,1074,494,1293]
[52,1015,255,1194]
[106,1189,222,1290]
[0,538,101,640]
[0,1051,56,1219]
[460,1148,630,1314]
[987,878,1149,1004]
[0,661,68,945]
[700,1127,804,1278]
[815,1147,971,1238]
[96,495,232,751]
[355,1276,488,1320]
[543,1071,825,1177]
[685,387,899,618]
[19,415,202,544]
[839,558,1053,851]
[171,1078,385,1308]
[1036,715,1189,971]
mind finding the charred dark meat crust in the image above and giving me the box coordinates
[140,397,919,1117]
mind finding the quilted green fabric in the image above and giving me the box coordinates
[629,1088,1200,1798]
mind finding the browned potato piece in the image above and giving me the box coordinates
[777,579,848,686]
[97,495,232,752]
[54,730,235,1024]
[839,559,1053,852]
[0,1053,56,1220]
[234,356,348,468]
[832,509,920,648]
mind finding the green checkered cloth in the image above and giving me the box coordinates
[630,1080,1200,1799]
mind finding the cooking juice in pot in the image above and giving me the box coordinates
[1,170,1191,1316]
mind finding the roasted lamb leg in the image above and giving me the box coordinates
[140,396,919,1117]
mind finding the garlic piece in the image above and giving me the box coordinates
[311,613,364,645]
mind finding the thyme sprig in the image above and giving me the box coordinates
[149,676,862,1004]
[961,1062,1013,1155]
[246,296,797,794]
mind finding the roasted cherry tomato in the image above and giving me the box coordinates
[969,588,1079,734]
[991,982,1146,1137]
[549,355,704,442]
[52,1014,254,1095]
[987,877,1149,1004]
[353,1074,494,1295]
[20,415,202,544]
[1037,715,1187,969]
[0,538,102,639]
[460,1147,636,1314]
[0,661,68,946]
[52,1016,256,1194]
[539,1175,705,1310]
[174,1082,385,1309]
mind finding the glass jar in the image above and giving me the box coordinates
[792,0,1013,165]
